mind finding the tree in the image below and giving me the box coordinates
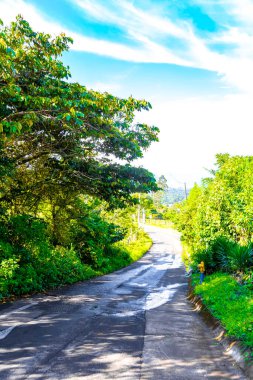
[0,16,159,210]
[153,175,168,207]
[175,154,253,254]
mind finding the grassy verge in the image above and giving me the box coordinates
[120,230,152,262]
[145,219,173,229]
[99,229,152,274]
[192,272,253,351]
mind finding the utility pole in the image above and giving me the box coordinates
[137,193,141,226]
[142,208,146,224]
[184,182,187,199]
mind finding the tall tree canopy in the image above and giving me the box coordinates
[0,16,159,209]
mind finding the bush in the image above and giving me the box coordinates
[0,245,98,300]
[0,208,151,301]
[100,229,152,273]
[189,236,253,274]
[0,213,99,300]
[242,271,253,290]
[70,210,126,268]
[190,247,214,273]
[226,244,253,273]
[209,236,236,270]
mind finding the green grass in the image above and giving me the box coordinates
[123,231,152,261]
[101,229,152,274]
[145,219,173,229]
[192,272,253,350]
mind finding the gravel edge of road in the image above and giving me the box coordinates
[187,281,253,379]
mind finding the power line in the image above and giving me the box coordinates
[163,172,185,186]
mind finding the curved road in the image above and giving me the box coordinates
[0,226,246,379]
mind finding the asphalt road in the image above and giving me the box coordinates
[0,226,246,379]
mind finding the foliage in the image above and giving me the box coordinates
[152,175,168,207]
[0,16,159,301]
[172,154,253,274]
[100,229,152,273]
[193,273,253,349]
[118,228,152,262]
[242,271,253,291]
[0,16,159,211]
[0,244,98,300]
[70,202,126,268]
[172,184,203,250]
[187,237,253,274]
[214,239,253,273]
[0,223,151,301]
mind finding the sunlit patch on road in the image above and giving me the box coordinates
[145,283,187,310]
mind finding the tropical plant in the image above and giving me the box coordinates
[173,154,253,274]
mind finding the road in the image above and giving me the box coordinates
[0,226,246,379]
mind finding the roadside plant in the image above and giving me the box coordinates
[226,244,253,273]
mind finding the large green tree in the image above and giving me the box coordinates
[0,16,159,210]
[174,153,253,253]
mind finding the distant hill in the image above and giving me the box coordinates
[163,187,188,205]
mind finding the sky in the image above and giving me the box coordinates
[1,0,253,188]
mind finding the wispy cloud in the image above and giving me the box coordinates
[73,0,187,38]
[71,0,253,93]
[1,0,253,93]
[223,0,253,26]
[0,0,192,66]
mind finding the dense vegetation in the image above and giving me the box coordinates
[0,17,158,300]
[169,153,253,349]
[144,175,184,222]
[171,154,253,274]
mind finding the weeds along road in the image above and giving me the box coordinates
[0,226,246,379]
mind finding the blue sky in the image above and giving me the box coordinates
[1,0,253,187]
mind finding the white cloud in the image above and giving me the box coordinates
[71,0,253,94]
[118,0,188,39]
[0,0,191,66]
[228,0,253,25]
[71,32,192,65]
[2,0,253,94]
[73,0,188,39]
[0,0,61,34]
[135,93,253,186]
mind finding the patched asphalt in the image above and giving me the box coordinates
[0,226,247,379]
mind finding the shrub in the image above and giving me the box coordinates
[9,214,48,246]
[190,247,214,273]
[189,236,253,274]
[70,211,126,268]
[226,244,253,273]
